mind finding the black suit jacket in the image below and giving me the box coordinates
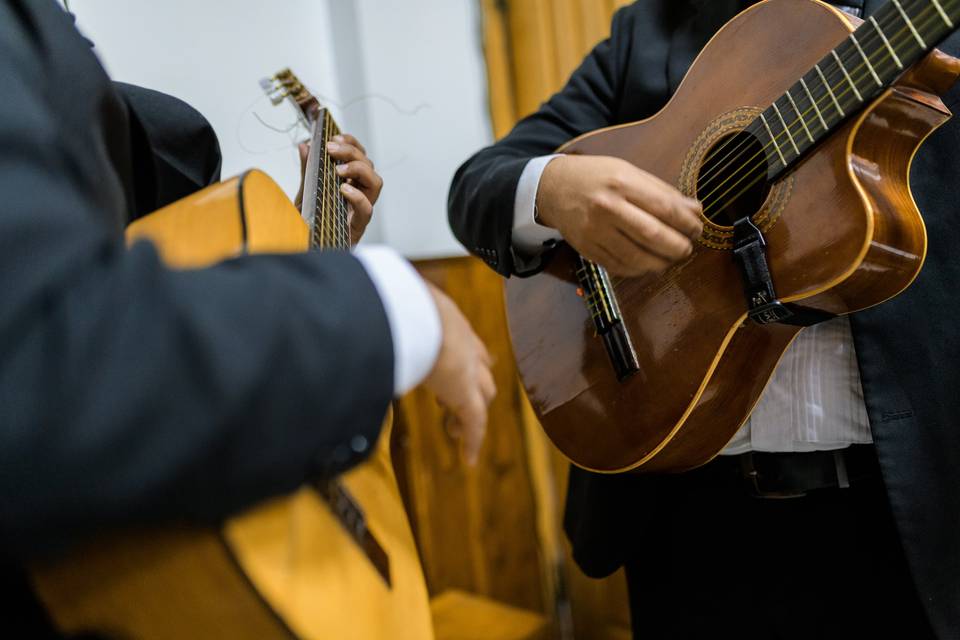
[449,0,959,635]
[0,0,395,558]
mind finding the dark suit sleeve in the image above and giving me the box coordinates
[114,82,224,219]
[447,7,636,276]
[0,23,393,557]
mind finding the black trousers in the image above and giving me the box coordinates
[623,462,934,639]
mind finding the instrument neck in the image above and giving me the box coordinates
[302,108,350,251]
[756,0,959,180]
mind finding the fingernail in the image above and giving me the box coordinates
[336,164,347,174]
[341,183,356,194]
[333,134,344,142]
[326,142,339,151]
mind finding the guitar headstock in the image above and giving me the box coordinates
[260,68,321,125]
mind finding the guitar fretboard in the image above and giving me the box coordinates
[758,0,958,178]
[312,109,352,251]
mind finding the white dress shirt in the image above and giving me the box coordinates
[512,156,873,454]
[355,246,442,396]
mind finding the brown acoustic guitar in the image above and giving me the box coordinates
[506,0,960,474]
[29,70,434,640]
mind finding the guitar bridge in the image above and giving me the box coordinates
[575,256,640,381]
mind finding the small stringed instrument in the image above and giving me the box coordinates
[29,69,434,640]
[505,0,960,473]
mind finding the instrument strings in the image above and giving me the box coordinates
[696,0,954,221]
[695,0,942,203]
[608,0,954,288]
[314,110,352,251]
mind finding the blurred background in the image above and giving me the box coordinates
[70,1,634,638]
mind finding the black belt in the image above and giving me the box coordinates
[686,444,881,499]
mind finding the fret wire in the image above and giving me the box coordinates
[771,101,800,155]
[850,33,882,86]
[831,49,863,101]
[800,77,829,130]
[892,0,927,48]
[785,89,814,142]
[931,0,954,27]
[815,63,845,117]
[869,15,904,69]
[759,112,786,167]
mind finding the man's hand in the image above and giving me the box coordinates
[536,155,703,277]
[295,133,384,245]
[422,283,496,465]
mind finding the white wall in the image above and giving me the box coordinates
[70,0,493,258]
[345,0,493,257]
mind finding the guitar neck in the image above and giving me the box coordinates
[753,0,959,180]
[300,108,351,251]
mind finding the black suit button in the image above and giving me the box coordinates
[350,435,369,454]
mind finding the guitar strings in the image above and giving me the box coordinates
[699,0,946,217]
[693,0,934,198]
[700,1,952,223]
[695,0,938,206]
[607,0,952,287]
[691,5,888,198]
[698,0,950,218]
[318,110,352,251]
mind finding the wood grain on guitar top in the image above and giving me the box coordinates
[506,0,959,473]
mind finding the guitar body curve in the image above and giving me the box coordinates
[505,0,957,473]
[30,171,435,639]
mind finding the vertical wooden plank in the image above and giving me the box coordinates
[577,0,613,53]
[550,0,586,83]
[480,0,519,138]
[506,0,561,117]
[424,0,638,635]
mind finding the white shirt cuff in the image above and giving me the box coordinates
[512,154,564,255]
[354,246,442,396]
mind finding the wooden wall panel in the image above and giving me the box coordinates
[476,1,635,637]
[481,0,633,135]
[394,258,549,615]
[394,1,638,636]
[394,257,630,639]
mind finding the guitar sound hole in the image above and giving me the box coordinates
[696,131,771,227]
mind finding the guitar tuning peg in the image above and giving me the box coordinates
[259,77,287,105]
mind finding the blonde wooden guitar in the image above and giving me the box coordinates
[29,70,434,640]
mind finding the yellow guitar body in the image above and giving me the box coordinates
[29,171,435,640]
